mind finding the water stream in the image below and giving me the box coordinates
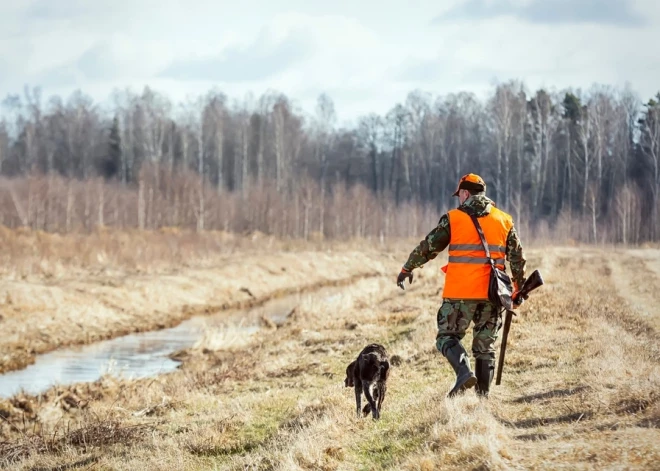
[0,291,326,398]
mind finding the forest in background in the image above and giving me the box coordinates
[0,80,658,244]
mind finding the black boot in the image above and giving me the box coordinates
[443,342,477,397]
[475,358,495,398]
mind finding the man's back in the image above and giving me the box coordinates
[442,203,514,300]
[396,173,527,398]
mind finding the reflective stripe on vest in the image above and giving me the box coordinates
[448,244,506,253]
[447,256,505,265]
[442,206,513,300]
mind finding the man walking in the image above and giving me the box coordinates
[397,174,526,398]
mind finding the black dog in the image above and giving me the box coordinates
[344,344,390,420]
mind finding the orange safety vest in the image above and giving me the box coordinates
[441,207,513,300]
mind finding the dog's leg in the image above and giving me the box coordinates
[362,381,379,420]
[363,387,376,417]
[354,383,362,418]
[377,382,386,413]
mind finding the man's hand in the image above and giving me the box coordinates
[397,268,413,290]
[512,291,526,309]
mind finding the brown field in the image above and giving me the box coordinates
[1,232,659,470]
[0,228,389,374]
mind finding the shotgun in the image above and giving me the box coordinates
[495,269,544,386]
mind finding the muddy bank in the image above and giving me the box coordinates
[0,249,394,374]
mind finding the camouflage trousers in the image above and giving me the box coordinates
[435,299,503,361]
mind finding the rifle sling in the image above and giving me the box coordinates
[464,211,495,268]
[462,208,516,311]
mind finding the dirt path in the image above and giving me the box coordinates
[495,249,660,469]
[608,248,660,332]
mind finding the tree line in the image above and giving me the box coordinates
[0,82,658,244]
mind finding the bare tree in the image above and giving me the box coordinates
[405,90,434,202]
[255,92,276,184]
[313,93,337,235]
[1,82,660,244]
[384,104,410,204]
[137,87,170,166]
[614,182,640,245]
[639,95,660,238]
[489,83,518,209]
[273,98,286,192]
[0,120,9,175]
[203,91,226,191]
[357,114,383,194]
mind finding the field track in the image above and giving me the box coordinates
[1,245,659,470]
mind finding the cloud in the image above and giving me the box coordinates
[74,36,172,81]
[158,25,313,83]
[16,35,168,93]
[32,66,82,91]
[392,10,660,106]
[433,0,646,27]
[1,1,658,123]
[25,0,112,20]
[76,42,124,80]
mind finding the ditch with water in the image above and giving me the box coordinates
[0,289,342,398]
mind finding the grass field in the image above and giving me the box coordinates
[1,234,659,470]
[0,228,388,374]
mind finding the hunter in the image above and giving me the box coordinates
[397,173,527,398]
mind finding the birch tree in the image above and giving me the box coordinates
[357,114,383,194]
[489,83,517,209]
[638,95,660,238]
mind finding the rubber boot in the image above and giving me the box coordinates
[443,342,477,397]
[475,358,495,398]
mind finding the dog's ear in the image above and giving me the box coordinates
[345,361,356,387]
[382,361,390,380]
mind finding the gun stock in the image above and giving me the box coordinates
[514,269,544,303]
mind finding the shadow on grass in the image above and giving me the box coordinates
[187,440,263,458]
[499,411,593,429]
[638,417,660,429]
[513,433,550,441]
[616,396,658,415]
[29,455,99,471]
[510,385,590,404]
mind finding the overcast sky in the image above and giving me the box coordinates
[1,0,659,125]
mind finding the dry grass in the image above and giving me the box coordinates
[0,224,406,277]
[492,248,660,469]
[0,414,154,464]
[0,227,401,374]
[1,241,659,470]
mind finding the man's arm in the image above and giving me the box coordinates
[506,225,526,290]
[402,214,451,271]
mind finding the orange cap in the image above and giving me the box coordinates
[452,173,486,197]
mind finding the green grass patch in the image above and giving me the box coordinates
[186,396,299,459]
[388,326,417,343]
[353,425,428,470]
[347,379,446,470]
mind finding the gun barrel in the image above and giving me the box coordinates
[499,269,544,385]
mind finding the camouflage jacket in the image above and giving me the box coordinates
[402,195,527,288]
